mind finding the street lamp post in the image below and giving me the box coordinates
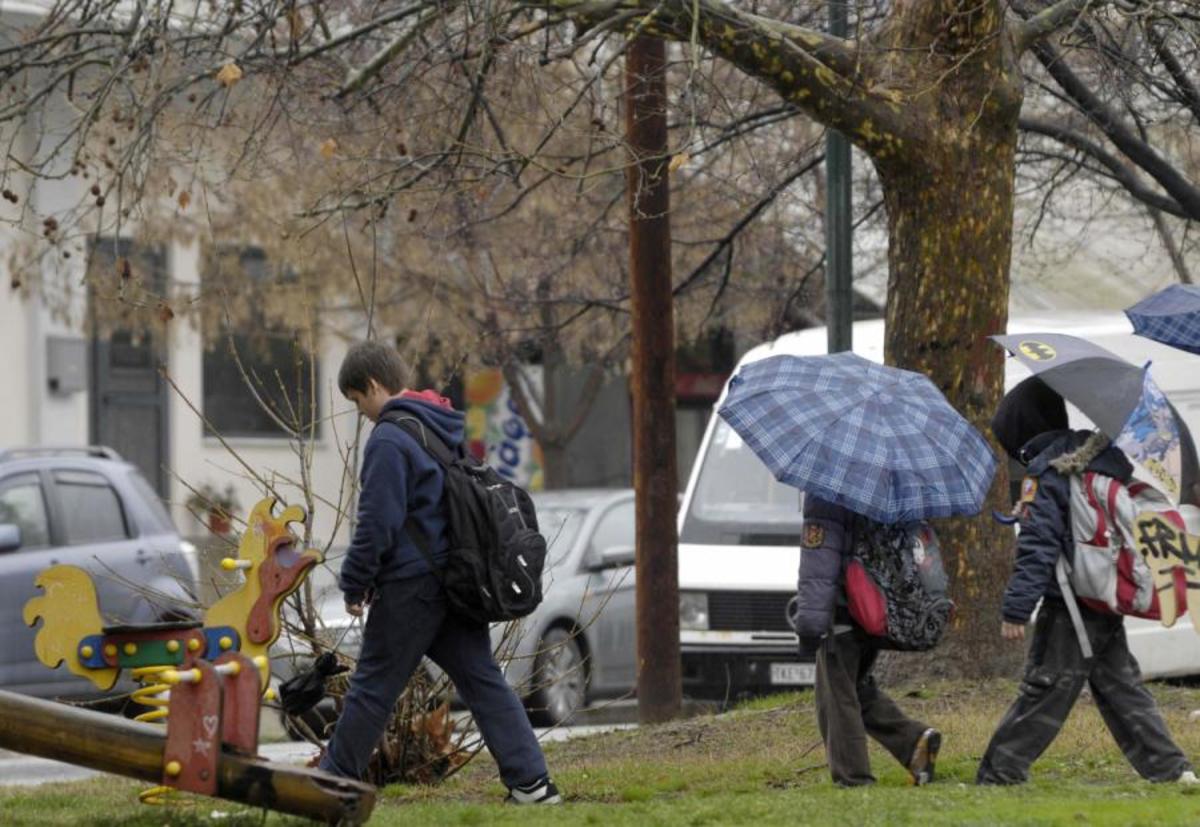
[826,0,853,354]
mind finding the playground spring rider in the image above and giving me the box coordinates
[24,498,322,802]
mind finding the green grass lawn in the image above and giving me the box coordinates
[5,679,1200,825]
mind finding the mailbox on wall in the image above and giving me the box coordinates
[46,335,87,394]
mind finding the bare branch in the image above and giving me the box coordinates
[536,0,908,154]
[335,4,452,99]
[1149,208,1194,285]
[1012,0,1101,54]
[1030,39,1200,220]
[674,151,824,295]
[1145,21,1200,126]
[1018,115,1190,218]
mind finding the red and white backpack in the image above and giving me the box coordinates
[1064,471,1188,620]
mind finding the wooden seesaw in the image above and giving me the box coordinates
[0,498,375,825]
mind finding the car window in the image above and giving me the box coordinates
[0,473,51,549]
[588,500,635,560]
[536,507,586,568]
[127,469,176,533]
[53,470,130,544]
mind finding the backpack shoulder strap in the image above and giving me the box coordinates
[378,410,460,467]
[377,410,457,572]
[1055,556,1095,661]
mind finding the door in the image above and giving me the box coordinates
[46,468,146,624]
[0,471,56,691]
[88,239,170,497]
[581,499,637,692]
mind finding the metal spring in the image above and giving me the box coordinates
[130,665,172,723]
[130,665,175,806]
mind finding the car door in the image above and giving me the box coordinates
[0,470,57,691]
[45,467,147,625]
[580,498,637,693]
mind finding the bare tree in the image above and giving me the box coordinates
[1014,2,1199,284]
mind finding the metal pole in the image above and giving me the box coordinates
[624,34,682,725]
[0,690,376,825]
[826,0,853,354]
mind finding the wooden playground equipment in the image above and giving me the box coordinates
[1,498,375,825]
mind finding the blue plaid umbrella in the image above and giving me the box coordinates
[717,352,996,524]
[1126,284,1200,355]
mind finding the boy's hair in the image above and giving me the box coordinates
[338,341,410,396]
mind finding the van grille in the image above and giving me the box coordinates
[708,591,794,632]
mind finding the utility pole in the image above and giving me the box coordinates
[826,0,853,354]
[624,33,682,724]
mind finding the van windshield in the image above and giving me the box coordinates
[681,418,803,545]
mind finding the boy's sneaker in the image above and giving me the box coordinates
[908,728,941,786]
[506,777,562,805]
[1178,770,1199,785]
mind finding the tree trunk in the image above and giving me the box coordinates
[541,441,570,489]
[872,6,1025,672]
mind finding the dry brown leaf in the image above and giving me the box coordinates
[319,138,338,160]
[216,62,243,88]
[157,301,175,324]
[288,7,303,42]
[116,256,131,281]
[178,191,191,210]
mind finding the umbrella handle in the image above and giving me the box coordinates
[991,509,1020,526]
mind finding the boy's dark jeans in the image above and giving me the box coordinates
[318,573,548,787]
[815,628,930,786]
[977,601,1190,785]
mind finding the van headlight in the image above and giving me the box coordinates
[680,592,709,631]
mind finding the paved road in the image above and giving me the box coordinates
[0,721,635,788]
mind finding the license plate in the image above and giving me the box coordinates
[769,662,815,685]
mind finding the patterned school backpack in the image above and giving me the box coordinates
[844,520,954,651]
[1063,471,1188,620]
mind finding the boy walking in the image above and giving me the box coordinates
[795,495,941,787]
[977,377,1194,785]
[318,341,560,804]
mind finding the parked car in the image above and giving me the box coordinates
[275,488,637,730]
[0,446,201,701]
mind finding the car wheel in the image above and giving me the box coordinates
[526,627,587,727]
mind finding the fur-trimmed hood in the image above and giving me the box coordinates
[1025,429,1133,481]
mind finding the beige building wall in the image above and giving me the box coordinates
[164,243,359,549]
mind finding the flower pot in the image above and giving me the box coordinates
[207,512,232,535]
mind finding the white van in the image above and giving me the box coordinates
[675,312,1200,697]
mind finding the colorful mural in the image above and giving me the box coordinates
[465,368,544,491]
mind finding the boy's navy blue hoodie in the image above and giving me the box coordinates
[339,392,465,606]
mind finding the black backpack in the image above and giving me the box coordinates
[380,411,547,624]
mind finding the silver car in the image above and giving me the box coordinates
[280,488,637,729]
[0,447,201,701]
[495,488,637,725]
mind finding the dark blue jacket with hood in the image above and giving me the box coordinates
[991,376,1134,624]
[999,429,1133,624]
[338,393,465,605]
